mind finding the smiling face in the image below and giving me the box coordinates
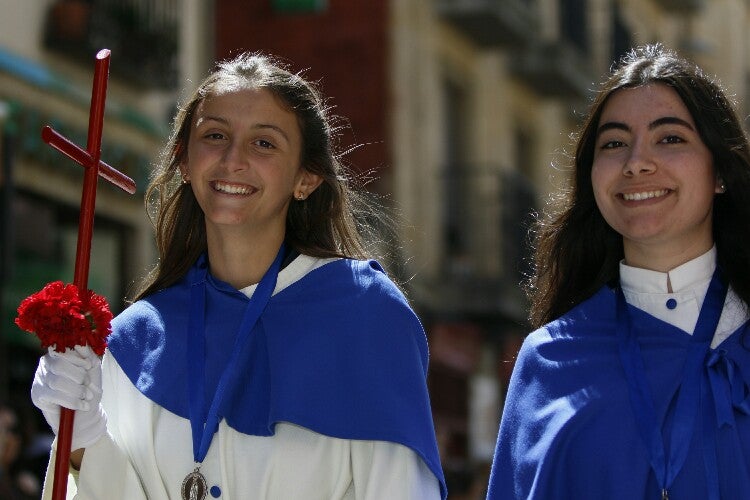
[181,88,321,244]
[591,83,722,270]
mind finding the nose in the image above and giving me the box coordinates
[622,141,656,177]
[221,140,249,172]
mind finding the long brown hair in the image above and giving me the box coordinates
[131,52,369,301]
[526,44,750,328]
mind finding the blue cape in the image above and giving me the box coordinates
[108,256,447,498]
[487,285,750,500]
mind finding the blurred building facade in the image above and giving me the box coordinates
[0,3,185,495]
[0,0,749,498]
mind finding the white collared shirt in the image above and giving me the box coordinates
[619,246,748,348]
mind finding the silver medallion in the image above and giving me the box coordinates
[181,467,207,500]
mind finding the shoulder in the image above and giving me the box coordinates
[109,300,164,346]
[278,257,412,311]
[540,285,617,340]
[277,255,403,295]
[321,258,417,326]
[312,257,395,285]
[111,299,162,330]
[108,282,190,355]
[266,258,428,366]
[512,286,618,381]
[111,282,188,332]
[501,288,626,441]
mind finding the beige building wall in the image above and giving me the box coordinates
[621,0,750,112]
[390,0,579,283]
[390,0,443,276]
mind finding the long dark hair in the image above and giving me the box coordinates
[131,53,369,301]
[527,44,750,328]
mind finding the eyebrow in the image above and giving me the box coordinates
[596,116,696,136]
[197,115,291,142]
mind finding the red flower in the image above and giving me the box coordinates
[15,281,113,356]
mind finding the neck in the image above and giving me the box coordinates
[623,238,713,273]
[205,227,284,289]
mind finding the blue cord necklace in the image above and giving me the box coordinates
[182,245,285,500]
[615,270,726,499]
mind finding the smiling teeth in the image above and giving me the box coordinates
[215,182,251,194]
[622,189,668,201]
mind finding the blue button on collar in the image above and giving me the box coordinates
[666,298,677,310]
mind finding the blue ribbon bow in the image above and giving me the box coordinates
[706,348,750,429]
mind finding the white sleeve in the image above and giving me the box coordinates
[40,349,151,500]
[350,440,441,500]
[41,433,148,500]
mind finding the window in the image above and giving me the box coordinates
[612,4,633,66]
[272,0,327,13]
[560,0,588,54]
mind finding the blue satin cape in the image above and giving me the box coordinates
[108,256,447,499]
[486,285,750,500]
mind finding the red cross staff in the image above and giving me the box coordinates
[42,49,136,500]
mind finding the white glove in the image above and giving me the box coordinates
[30,345,107,451]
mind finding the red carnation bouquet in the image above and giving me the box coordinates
[15,281,113,356]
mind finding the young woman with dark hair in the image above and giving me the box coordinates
[487,44,750,499]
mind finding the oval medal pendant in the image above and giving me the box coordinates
[181,468,207,500]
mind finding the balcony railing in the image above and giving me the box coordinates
[434,0,538,47]
[43,0,179,89]
[651,0,705,12]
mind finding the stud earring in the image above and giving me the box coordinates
[295,191,305,201]
[719,182,726,193]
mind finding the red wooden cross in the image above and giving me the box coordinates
[41,49,136,500]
